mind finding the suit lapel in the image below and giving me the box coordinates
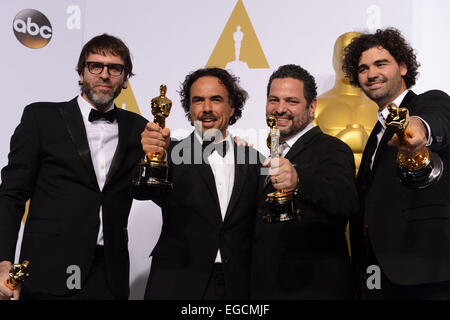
[59,98,99,189]
[189,133,222,217]
[224,142,248,222]
[104,107,130,187]
[357,121,382,186]
[285,126,321,160]
[400,90,417,109]
[371,128,393,175]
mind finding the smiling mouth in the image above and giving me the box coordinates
[367,81,385,89]
[275,117,291,126]
[201,118,217,126]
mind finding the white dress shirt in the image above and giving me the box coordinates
[77,95,119,246]
[194,131,235,263]
[280,122,315,157]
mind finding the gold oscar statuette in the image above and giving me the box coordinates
[314,32,379,174]
[385,103,443,189]
[132,85,173,199]
[4,260,30,291]
[263,115,302,223]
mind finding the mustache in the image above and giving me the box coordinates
[199,113,218,121]
[94,78,113,87]
[270,112,294,120]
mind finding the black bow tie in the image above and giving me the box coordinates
[202,140,229,158]
[88,108,117,123]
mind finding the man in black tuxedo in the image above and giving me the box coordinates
[342,28,450,299]
[251,64,359,299]
[138,68,260,299]
[0,34,147,300]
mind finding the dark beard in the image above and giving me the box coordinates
[279,121,311,141]
[269,112,295,140]
[274,111,312,141]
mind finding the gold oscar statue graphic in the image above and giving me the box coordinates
[314,32,378,173]
[263,116,302,223]
[385,103,443,189]
[132,85,173,200]
[4,260,30,291]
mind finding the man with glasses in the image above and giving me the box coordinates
[0,34,147,299]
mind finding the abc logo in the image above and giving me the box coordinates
[13,9,52,49]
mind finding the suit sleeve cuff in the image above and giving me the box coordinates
[411,115,433,146]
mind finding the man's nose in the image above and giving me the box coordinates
[99,66,110,79]
[275,101,288,114]
[203,100,212,112]
[367,66,379,81]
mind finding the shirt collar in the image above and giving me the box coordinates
[77,95,115,120]
[393,89,409,107]
[281,122,315,149]
[194,129,232,146]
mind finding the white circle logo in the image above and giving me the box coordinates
[13,9,53,49]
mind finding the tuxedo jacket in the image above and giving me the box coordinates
[0,97,147,298]
[142,132,260,300]
[351,90,450,286]
[251,126,359,299]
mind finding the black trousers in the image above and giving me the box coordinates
[21,246,120,300]
[203,263,226,300]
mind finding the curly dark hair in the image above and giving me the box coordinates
[342,28,419,89]
[179,68,248,125]
[77,33,134,79]
[267,64,317,105]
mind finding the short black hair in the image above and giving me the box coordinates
[179,68,248,125]
[267,64,317,105]
[342,27,419,89]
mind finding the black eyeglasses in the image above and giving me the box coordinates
[85,61,125,77]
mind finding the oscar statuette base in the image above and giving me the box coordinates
[132,159,172,200]
[262,190,302,223]
[397,149,443,189]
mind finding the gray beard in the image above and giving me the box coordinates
[83,86,118,110]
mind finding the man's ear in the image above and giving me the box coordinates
[399,61,407,77]
[79,72,84,85]
[309,99,317,119]
[229,104,235,117]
